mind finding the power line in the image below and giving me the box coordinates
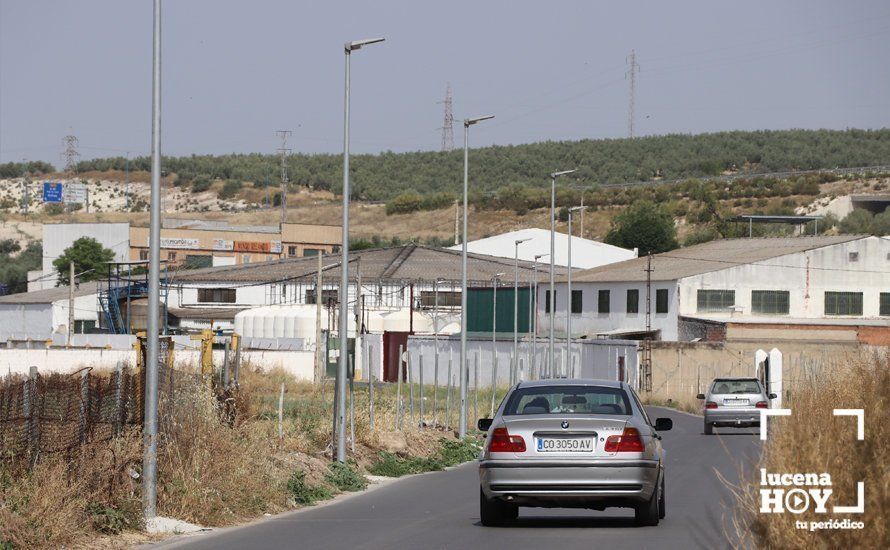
[61,134,80,173]
[276,130,292,224]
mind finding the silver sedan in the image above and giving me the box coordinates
[698,377,777,435]
[477,379,673,526]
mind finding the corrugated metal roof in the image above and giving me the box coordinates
[0,280,100,304]
[563,235,866,283]
[169,243,569,285]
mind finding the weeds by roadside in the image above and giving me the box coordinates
[368,437,480,478]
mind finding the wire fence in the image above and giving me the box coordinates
[0,358,220,469]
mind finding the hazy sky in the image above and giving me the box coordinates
[1,0,889,165]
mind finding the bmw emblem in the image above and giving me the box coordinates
[561,420,570,429]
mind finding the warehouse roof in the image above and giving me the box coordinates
[0,280,100,304]
[562,235,866,283]
[168,243,570,285]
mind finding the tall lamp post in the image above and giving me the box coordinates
[338,37,384,463]
[512,238,530,384]
[548,169,575,377]
[459,114,494,439]
[566,206,584,376]
[530,253,547,379]
[491,272,504,387]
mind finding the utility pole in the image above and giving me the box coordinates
[62,134,81,214]
[68,261,75,342]
[643,253,653,392]
[276,130,292,225]
[439,83,454,152]
[315,252,324,386]
[626,50,639,139]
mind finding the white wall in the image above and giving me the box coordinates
[42,223,130,287]
[0,303,54,340]
[51,294,100,334]
[680,236,890,319]
[540,281,681,340]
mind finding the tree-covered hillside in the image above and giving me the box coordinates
[69,128,890,200]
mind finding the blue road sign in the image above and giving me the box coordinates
[43,182,63,203]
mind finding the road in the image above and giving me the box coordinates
[158,407,760,550]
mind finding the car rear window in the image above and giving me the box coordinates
[503,385,632,416]
[711,379,762,394]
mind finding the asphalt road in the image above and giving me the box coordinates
[158,407,760,550]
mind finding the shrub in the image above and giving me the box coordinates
[191,176,212,193]
[219,179,243,199]
[286,470,331,506]
[324,462,367,492]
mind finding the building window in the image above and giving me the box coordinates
[74,320,97,334]
[305,288,339,305]
[824,291,863,316]
[545,290,555,313]
[571,290,583,314]
[848,252,859,262]
[656,289,669,314]
[880,293,890,317]
[185,254,212,269]
[597,290,609,314]
[697,289,735,313]
[288,245,298,257]
[626,289,639,314]
[139,249,149,261]
[242,254,251,264]
[751,290,790,315]
[303,248,323,257]
[167,251,177,262]
[198,288,237,303]
[419,290,461,309]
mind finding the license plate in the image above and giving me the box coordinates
[536,437,595,453]
[724,398,748,406]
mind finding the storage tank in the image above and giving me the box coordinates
[234,305,355,340]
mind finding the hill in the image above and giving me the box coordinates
[32,128,890,201]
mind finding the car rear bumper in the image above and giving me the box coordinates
[479,459,659,506]
[704,409,761,426]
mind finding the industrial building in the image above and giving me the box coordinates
[448,228,637,269]
[32,220,341,289]
[542,235,890,343]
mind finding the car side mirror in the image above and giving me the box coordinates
[768,393,777,399]
[696,393,705,400]
[477,418,493,431]
[654,418,673,431]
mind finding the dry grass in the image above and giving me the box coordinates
[0,364,473,548]
[725,352,889,549]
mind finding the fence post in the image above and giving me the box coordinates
[433,344,439,427]
[277,382,285,443]
[349,355,355,453]
[222,341,231,389]
[445,352,453,429]
[490,354,497,417]
[368,370,375,432]
[78,369,90,445]
[27,366,39,467]
[232,334,242,386]
[473,351,479,428]
[408,351,416,426]
[396,345,403,431]
[113,361,124,437]
[418,355,425,427]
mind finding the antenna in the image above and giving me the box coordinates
[439,83,454,152]
[276,130,292,224]
[626,50,639,139]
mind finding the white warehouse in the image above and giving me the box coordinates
[541,235,890,342]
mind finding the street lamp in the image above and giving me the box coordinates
[548,169,575,378]
[566,206,584,376]
[337,36,384,463]
[459,114,494,439]
[512,238,531,384]
[531,253,547,379]
[433,276,445,425]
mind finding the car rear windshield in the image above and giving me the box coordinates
[711,379,762,394]
[503,385,632,416]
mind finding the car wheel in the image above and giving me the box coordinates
[480,488,517,526]
[635,477,660,526]
[658,474,666,519]
[704,422,713,435]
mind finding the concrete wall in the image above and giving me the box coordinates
[647,340,879,408]
[0,303,53,340]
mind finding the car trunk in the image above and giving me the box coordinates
[501,415,631,459]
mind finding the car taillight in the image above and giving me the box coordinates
[705,401,719,409]
[489,427,526,453]
[755,401,769,409]
[604,427,645,453]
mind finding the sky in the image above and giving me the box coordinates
[1,0,889,165]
